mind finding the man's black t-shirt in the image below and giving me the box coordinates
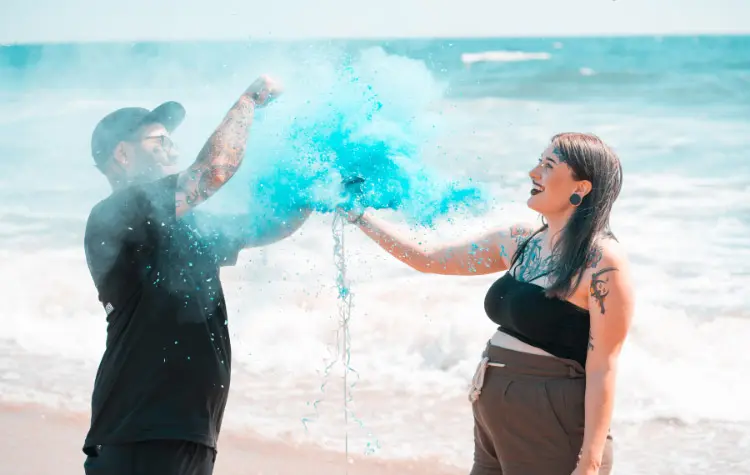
[82,174,245,455]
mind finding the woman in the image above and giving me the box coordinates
[342,133,635,475]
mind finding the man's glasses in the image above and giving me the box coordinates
[141,134,175,152]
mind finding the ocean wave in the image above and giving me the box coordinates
[460,50,551,65]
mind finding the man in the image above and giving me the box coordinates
[82,75,309,474]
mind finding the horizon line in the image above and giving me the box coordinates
[2,30,750,47]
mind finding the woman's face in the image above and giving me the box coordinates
[527,143,588,216]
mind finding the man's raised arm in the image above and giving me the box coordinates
[175,75,282,218]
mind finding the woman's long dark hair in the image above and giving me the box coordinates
[510,133,623,299]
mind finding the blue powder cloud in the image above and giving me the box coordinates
[235,47,487,227]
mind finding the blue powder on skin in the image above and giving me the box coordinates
[234,47,487,228]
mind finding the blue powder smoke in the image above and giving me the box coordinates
[232,47,487,227]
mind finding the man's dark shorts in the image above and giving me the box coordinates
[83,440,216,475]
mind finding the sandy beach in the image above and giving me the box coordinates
[0,403,463,475]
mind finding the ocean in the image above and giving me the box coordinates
[1,35,749,474]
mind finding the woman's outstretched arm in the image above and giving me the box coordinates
[348,211,536,276]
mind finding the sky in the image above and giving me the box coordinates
[2,0,748,44]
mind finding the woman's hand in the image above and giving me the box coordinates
[336,206,365,225]
[571,455,601,475]
[345,208,365,224]
[571,465,599,475]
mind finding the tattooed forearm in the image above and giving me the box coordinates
[176,95,256,214]
[589,266,618,314]
[588,329,594,351]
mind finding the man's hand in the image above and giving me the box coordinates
[245,75,283,108]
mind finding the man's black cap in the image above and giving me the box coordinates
[91,101,186,168]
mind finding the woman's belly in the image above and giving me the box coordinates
[490,328,555,357]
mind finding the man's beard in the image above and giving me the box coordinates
[129,150,175,183]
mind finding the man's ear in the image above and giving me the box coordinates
[113,142,129,167]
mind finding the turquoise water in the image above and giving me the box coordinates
[0,36,749,474]
[3,35,749,111]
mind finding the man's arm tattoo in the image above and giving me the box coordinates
[589,266,618,314]
[176,96,255,213]
[588,330,595,352]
